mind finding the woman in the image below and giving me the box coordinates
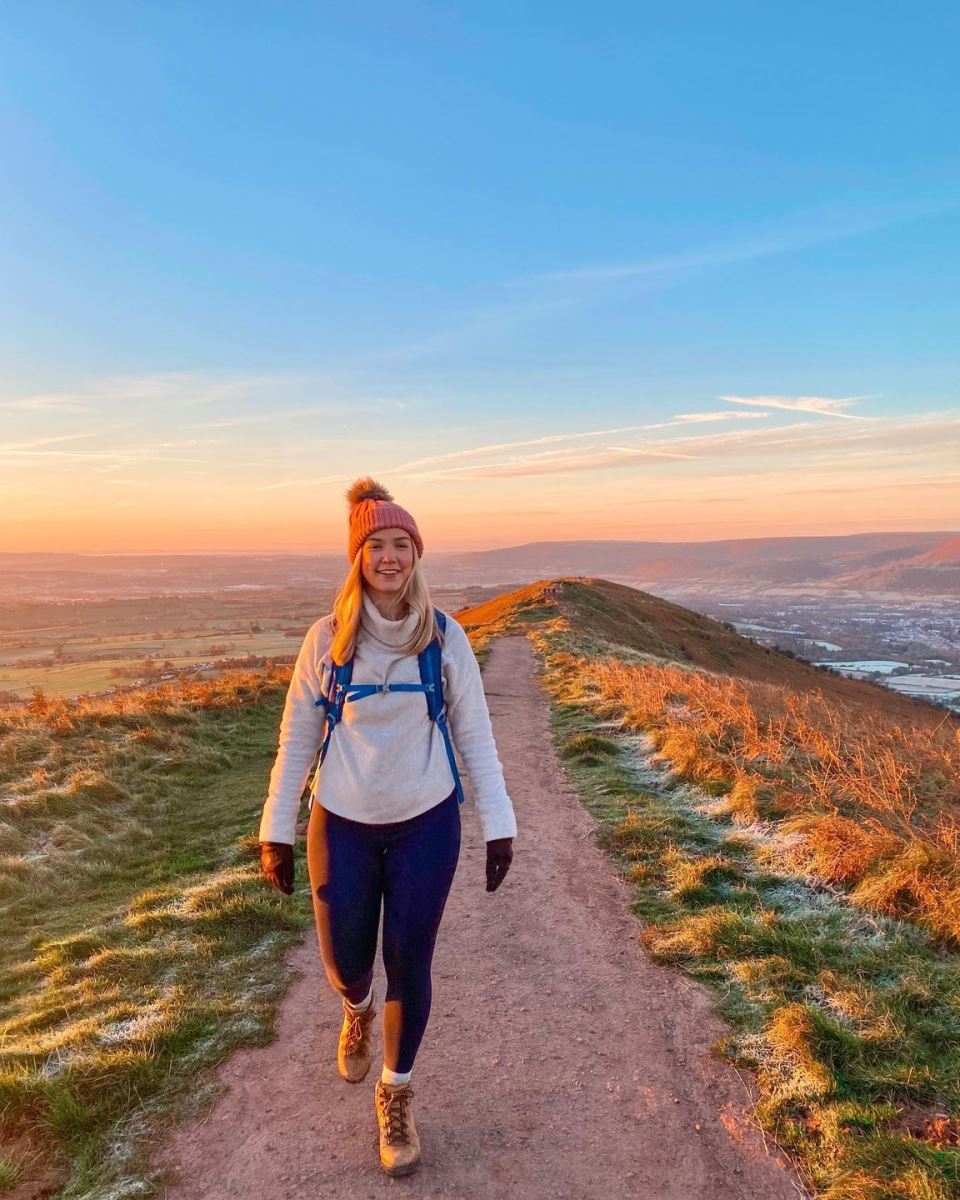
[258,477,517,1177]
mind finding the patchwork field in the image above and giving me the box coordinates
[0,587,475,701]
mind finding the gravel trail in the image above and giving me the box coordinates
[154,634,803,1199]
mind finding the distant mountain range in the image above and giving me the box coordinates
[443,531,960,595]
[829,534,960,593]
[2,531,958,601]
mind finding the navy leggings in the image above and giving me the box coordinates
[306,789,461,1074]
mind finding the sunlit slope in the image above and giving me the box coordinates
[460,576,960,1198]
[459,576,960,938]
[458,575,958,726]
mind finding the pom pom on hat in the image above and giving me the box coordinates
[345,476,424,563]
[346,477,393,507]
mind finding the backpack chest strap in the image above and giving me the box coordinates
[307,609,465,809]
[313,680,435,710]
[342,681,435,702]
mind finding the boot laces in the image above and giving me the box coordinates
[378,1085,413,1144]
[343,1004,370,1052]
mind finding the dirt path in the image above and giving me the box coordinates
[153,635,804,1199]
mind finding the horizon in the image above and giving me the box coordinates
[2,528,958,560]
[3,4,959,552]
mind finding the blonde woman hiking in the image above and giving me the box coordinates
[258,477,518,1177]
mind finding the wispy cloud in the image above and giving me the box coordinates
[157,438,226,449]
[413,443,701,479]
[0,395,98,414]
[393,411,769,475]
[645,412,960,461]
[374,201,954,365]
[509,201,950,288]
[1,371,324,416]
[398,411,960,481]
[781,474,960,495]
[673,410,769,423]
[719,394,874,420]
[0,431,102,452]
[235,422,734,490]
[395,425,653,472]
[255,473,353,492]
[0,449,214,467]
[187,404,344,430]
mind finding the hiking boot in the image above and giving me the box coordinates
[374,1080,421,1176]
[337,995,376,1083]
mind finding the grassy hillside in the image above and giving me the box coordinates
[4,577,958,1199]
[459,577,960,1200]
[0,672,312,1199]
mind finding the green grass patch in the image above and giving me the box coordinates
[559,733,621,766]
[0,671,314,1198]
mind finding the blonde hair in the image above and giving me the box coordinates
[329,543,442,666]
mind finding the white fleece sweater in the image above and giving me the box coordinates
[257,592,518,845]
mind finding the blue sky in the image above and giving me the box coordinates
[1,2,958,552]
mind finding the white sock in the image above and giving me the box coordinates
[381,1066,412,1086]
[345,983,373,1012]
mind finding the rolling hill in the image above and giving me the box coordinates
[459,575,960,1198]
[444,531,960,594]
[834,533,960,593]
[458,575,960,724]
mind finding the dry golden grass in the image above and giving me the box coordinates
[567,654,960,944]
[456,579,564,663]
[10,666,288,732]
[473,576,960,1197]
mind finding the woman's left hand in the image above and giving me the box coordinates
[485,837,513,893]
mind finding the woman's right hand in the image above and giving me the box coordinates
[259,841,295,895]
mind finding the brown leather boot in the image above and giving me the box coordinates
[374,1080,421,1176]
[337,995,376,1083]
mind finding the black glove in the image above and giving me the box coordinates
[259,841,295,895]
[485,837,513,893]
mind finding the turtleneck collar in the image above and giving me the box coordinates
[360,589,419,648]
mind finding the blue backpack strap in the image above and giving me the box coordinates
[322,659,353,753]
[307,617,353,812]
[308,609,466,811]
[419,609,465,806]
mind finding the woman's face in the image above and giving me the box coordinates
[360,527,415,601]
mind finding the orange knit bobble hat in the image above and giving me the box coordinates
[346,477,424,563]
